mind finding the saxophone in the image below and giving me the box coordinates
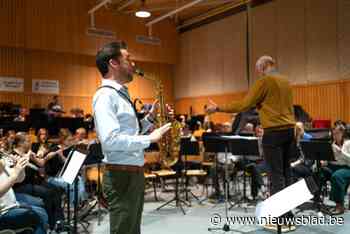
[135,69,181,168]
[155,79,181,168]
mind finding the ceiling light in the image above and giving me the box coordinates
[135,0,151,18]
[135,10,151,18]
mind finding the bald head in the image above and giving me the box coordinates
[255,55,276,76]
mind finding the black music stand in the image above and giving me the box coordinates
[203,134,238,233]
[84,143,106,225]
[225,136,260,211]
[180,138,201,204]
[300,140,334,214]
[155,150,190,215]
[202,133,231,203]
[58,148,88,234]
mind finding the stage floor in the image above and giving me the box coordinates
[85,189,349,234]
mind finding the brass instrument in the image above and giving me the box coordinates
[135,69,181,168]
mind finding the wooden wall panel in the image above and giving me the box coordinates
[250,1,277,83]
[175,92,246,123]
[175,12,247,99]
[175,79,350,124]
[0,0,178,64]
[276,0,306,84]
[0,0,177,116]
[306,0,338,82]
[0,0,25,47]
[338,0,350,79]
[0,47,174,115]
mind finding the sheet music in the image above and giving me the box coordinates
[221,135,258,140]
[61,150,87,184]
[255,179,313,224]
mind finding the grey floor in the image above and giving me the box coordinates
[81,181,349,234]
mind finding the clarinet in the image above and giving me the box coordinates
[0,150,39,171]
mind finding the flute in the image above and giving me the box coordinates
[0,150,39,171]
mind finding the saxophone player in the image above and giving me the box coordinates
[93,41,171,234]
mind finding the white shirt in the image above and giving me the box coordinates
[331,140,350,166]
[92,79,153,166]
[0,170,19,215]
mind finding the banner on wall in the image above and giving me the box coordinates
[32,79,59,94]
[0,77,24,92]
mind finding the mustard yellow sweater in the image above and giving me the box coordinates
[219,73,295,130]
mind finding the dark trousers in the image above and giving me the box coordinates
[291,164,313,182]
[103,169,145,234]
[0,207,45,234]
[263,128,295,222]
[14,182,64,229]
[262,128,295,195]
[322,164,350,205]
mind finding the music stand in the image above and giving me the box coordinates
[155,150,190,215]
[84,143,106,225]
[223,136,260,211]
[300,140,335,214]
[180,138,201,204]
[202,133,231,202]
[203,133,237,233]
[58,148,87,234]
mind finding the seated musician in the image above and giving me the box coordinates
[0,150,48,234]
[6,130,16,151]
[320,123,350,215]
[290,122,314,181]
[13,107,27,122]
[47,95,64,118]
[211,122,267,201]
[10,132,63,230]
[74,127,90,145]
[46,128,88,205]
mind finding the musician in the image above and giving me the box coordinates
[0,156,47,234]
[13,107,27,122]
[93,41,171,234]
[320,123,350,215]
[10,132,63,230]
[6,130,16,151]
[207,55,296,230]
[45,128,87,206]
[290,122,313,181]
[47,95,64,118]
[74,127,89,145]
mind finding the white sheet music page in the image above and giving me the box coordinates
[255,179,313,225]
[221,135,258,140]
[61,150,87,184]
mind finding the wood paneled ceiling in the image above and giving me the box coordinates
[103,0,243,25]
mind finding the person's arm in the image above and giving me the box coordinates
[93,93,152,152]
[0,158,27,197]
[218,79,267,113]
[341,140,350,161]
[140,115,154,134]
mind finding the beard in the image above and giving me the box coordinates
[119,62,134,84]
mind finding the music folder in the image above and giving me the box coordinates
[255,179,314,225]
[58,148,87,185]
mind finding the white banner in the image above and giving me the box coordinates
[0,77,24,92]
[32,79,59,94]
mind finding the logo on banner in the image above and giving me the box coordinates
[0,77,24,92]
[32,79,59,94]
